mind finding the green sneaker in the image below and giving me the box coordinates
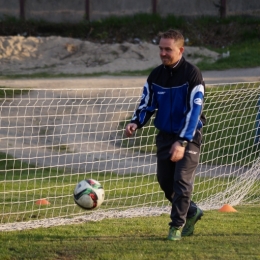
[182,208,203,237]
[167,226,181,241]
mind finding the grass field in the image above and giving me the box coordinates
[4,150,258,225]
[0,206,260,260]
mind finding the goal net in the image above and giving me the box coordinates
[0,82,259,231]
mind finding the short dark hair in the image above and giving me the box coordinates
[158,29,184,47]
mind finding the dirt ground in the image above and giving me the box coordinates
[0,35,220,75]
[0,36,259,86]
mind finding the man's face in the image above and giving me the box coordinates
[159,37,184,66]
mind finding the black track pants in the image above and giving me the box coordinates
[156,131,201,228]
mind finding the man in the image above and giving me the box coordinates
[125,29,205,241]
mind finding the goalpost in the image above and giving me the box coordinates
[0,82,259,231]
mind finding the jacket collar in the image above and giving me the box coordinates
[164,56,184,71]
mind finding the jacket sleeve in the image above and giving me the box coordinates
[179,68,205,141]
[130,81,156,129]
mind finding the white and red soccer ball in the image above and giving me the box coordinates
[73,179,105,210]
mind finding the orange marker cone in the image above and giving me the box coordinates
[35,198,50,205]
[219,204,237,212]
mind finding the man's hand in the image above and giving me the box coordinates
[169,141,185,162]
[125,123,138,137]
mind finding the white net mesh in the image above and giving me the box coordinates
[0,82,259,231]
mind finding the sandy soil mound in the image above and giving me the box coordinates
[0,36,219,75]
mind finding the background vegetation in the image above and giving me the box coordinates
[1,14,259,47]
[1,14,260,72]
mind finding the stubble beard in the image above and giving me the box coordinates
[161,58,173,66]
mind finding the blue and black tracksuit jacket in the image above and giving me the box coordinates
[131,57,206,143]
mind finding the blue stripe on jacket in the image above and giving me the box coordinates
[132,82,204,141]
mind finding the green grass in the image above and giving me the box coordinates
[0,206,259,260]
[201,84,259,165]
[197,40,260,71]
[0,71,109,80]
[1,149,260,224]
[0,69,157,79]
[0,87,29,98]
[0,150,260,223]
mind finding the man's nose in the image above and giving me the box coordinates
[160,49,166,55]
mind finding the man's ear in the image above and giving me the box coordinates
[179,47,184,54]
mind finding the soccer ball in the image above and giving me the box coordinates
[73,179,105,210]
